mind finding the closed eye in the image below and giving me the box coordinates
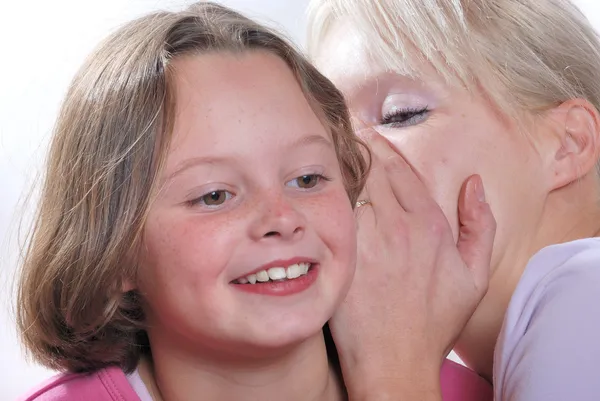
[380,106,429,128]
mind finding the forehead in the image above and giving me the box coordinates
[315,19,451,103]
[162,51,329,166]
[314,19,382,94]
[170,52,319,130]
[170,51,301,106]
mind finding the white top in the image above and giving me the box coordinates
[494,238,600,400]
[126,368,153,401]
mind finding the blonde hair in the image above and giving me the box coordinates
[17,1,368,373]
[307,0,600,118]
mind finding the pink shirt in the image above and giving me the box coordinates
[18,367,139,401]
[19,359,491,400]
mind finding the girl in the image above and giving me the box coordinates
[16,2,493,400]
[308,0,600,399]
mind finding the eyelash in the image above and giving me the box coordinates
[185,174,333,209]
[287,173,332,190]
[380,106,429,128]
[187,190,234,208]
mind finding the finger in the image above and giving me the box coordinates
[354,187,375,227]
[365,131,435,214]
[354,174,384,240]
[456,175,497,291]
[353,188,381,277]
[361,149,408,222]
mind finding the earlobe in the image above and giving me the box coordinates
[548,99,600,190]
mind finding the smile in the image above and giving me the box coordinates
[233,262,313,284]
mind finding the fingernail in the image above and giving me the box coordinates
[475,176,486,203]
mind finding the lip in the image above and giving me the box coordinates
[231,257,318,282]
[233,264,320,296]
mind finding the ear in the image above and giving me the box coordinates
[544,99,600,191]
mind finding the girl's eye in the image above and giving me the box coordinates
[191,190,233,207]
[380,106,429,128]
[287,174,329,189]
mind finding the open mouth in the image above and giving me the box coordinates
[232,262,314,284]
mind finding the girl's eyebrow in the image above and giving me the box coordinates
[167,155,233,182]
[165,134,333,182]
[291,134,334,150]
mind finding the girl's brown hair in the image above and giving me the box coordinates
[17,1,368,373]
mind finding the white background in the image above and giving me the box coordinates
[1,0,599,399]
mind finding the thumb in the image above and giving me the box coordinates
[456,175,497,291]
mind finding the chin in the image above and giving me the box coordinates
[245,315,330,351]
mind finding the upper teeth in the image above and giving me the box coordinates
[236,262,311,284]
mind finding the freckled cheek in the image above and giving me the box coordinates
[141,216,236,287]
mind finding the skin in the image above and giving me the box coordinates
[128,49,497,401]
[134,51,355,401]
[327,130,496,401]
[315,18,600,381]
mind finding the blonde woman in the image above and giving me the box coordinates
[308,0,600,399]
[16,2,495,400]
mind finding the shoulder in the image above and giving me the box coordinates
[18,366,140,401]
[500,237,600,343]
[494,238,600,400]
[525,237,600,280]
[506,238,600,325]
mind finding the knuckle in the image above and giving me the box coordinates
[485,205,498,230]
[366,128,384,143]
[383,154,404,172]
[425,214,448,238]
[476,202,498,234]
[357,246,383,268]
[479,279,490,294]
[386,213,406,230]
[473,270,491,295]
[367,164,384,180]
[386,221,410,247]
[474,282,490,300]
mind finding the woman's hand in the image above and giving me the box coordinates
[332,130,496,401]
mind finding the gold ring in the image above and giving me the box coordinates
[355,199,371,208]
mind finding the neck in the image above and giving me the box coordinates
[454,175,600,382]
[139,331,344,401]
